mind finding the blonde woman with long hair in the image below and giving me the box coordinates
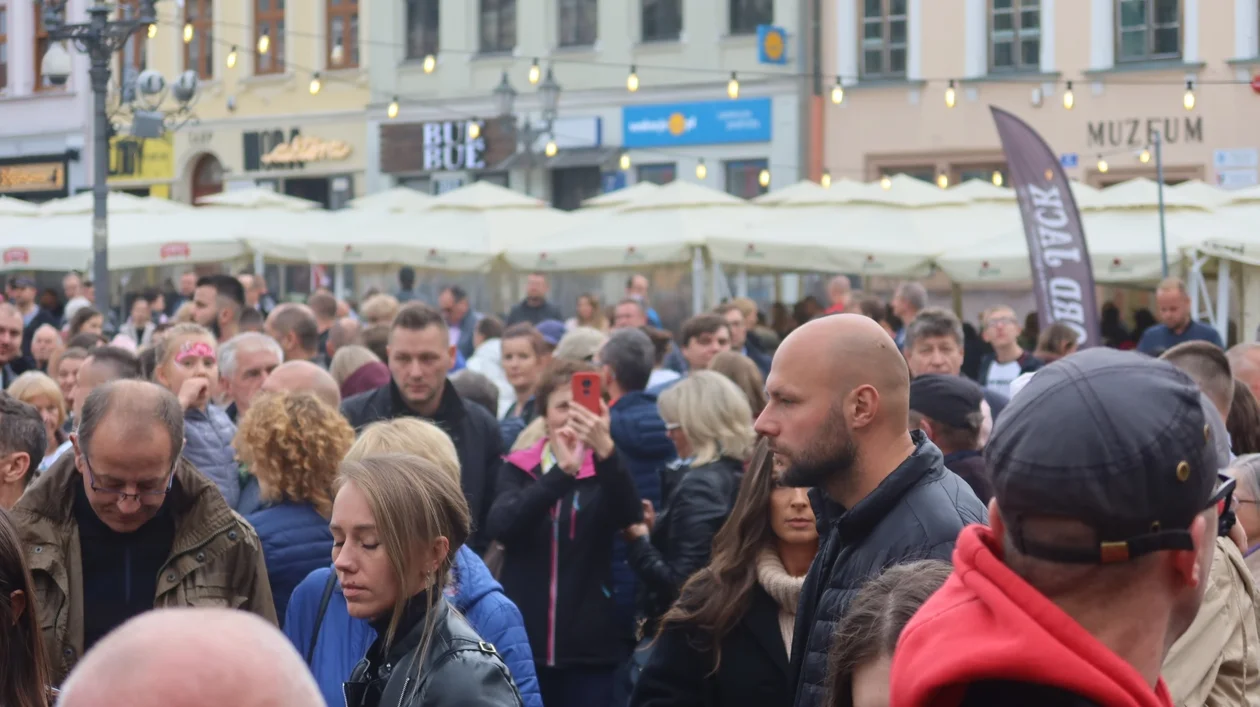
[625,371,756,634]
[335,453,523,707]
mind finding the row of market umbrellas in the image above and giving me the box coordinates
[2,174,1258,284]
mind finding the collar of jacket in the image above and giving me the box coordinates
[808,430,944,542]
[388,378,467,428]
[17,449,241,558]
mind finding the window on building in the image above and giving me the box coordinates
[957,165,1008,185]
[730,0,773,35]
[637,163,676,185]
[480,0,515,53]
[642,0,682,42]
[255,0,285,75]
[990,0,1039,71]
[327,0,358,68]
[725,159,769,199]
[861,0,908,78]
[1116,0,1180,62]
[405,0,439,58]
[184,0,213,79]
[0,3,8,91]
[559,0,597,46]
[116,0,147,83]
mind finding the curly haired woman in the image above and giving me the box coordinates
[235,391,356,623]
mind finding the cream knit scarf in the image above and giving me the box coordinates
[757,546,808,652]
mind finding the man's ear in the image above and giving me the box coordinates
[1172,514,1213,590]
[918,417,935,440]
[0,453,29,485]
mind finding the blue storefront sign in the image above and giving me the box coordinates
[757,25,788,65]
[622,98,773,148]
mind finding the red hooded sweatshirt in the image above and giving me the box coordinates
[890,524,1175,707]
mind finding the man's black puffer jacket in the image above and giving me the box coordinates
[789,432,987,707]
[627,456,743,629]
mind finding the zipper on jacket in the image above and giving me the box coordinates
[395,677,412,707]
[547,499,561,667]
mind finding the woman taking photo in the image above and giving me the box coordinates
[336,454,522,707]
[631,441,816,707]
[626,371,755,633]
[236,391,355,622]
[499,323,550,449]
[487,360,643,707]
[0,508,56,707]
[153,323,240,507]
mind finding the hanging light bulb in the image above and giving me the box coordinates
[619,152,631,171]
[821,170,832,188]
[1139,148,1152,164]
[696,160,708,180]
[258,32,271,55]
[627,65,640,93]
[226,46,238,69]
[1183,80,1196,111]
[830,78,844,105]
[1062,80,1075,110]
[331,42,345,67]
[309,72,322,95]
[468,121,481,139]
[727,72,740,99]
[936,173,950,189]
[758,168,771,188]
[147,23,157,39]
[183,22,194,44]
[991,170,1004,187]
[879,175,892,190]
[423,54,437,73]
[529,59,541,85]
[1097,155,1109,173]
[387,96,400,119]
[544,138,558,158]
[944,80,957,109]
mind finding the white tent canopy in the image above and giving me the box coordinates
[197,187,322,211]
[347,186,435,212]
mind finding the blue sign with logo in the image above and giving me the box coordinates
[1060,153,1079,168]
[757,25,788,65]
[601,171,627,193]
[622,98,773,148]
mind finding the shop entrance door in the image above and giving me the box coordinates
[284,177,331,207]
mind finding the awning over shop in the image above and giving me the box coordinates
[493,147,621,171]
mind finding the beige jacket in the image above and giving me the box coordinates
[12,452,276,684]
[1164,537,1260,707]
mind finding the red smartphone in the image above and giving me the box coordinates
[571,372,602,414]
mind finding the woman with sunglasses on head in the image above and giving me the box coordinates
[336,453,522,707]
[631,439,818,707]
[0,508,56,707]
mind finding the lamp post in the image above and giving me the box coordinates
[41,1,197,316]
[1152,130,1169,278]
[493,68,562,198]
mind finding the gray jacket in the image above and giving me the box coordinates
[182,404,240,508]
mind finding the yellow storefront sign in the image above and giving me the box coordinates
[0,162,65,194]
[108,134,175,183]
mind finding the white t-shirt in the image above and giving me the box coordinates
[985,360,1023,398]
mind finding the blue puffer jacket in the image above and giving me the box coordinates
[284,546,542,707]
[182,404,240,508]
[608,390,677,627]
[246,501,333,626]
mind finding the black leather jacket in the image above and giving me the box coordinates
[345,596,523,707]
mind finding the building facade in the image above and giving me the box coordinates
[364,0,805,209]
[0,0,94,203]
[822,0,1260,189]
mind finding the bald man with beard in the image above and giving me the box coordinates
[58,608,322,707]
[754,314,986,707]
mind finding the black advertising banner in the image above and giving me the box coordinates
[991,107,1100,349]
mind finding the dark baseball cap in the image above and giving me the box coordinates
[986,347,1229,564]
[910,374,984,429]
[536,320,566,347]
[11,276,35,289]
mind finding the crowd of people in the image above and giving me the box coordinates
[0,264,1255,707]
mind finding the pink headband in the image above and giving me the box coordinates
[175,340,216,364]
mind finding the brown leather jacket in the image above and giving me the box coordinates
[12,452,277,684]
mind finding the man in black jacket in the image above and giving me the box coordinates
[341,303,502,553]
[754,313,986,707]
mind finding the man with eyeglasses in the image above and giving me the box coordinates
[11,379,276,684]
[977,305,1043,398]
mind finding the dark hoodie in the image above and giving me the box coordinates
[890,524,1176,707]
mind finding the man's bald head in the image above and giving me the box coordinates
[59,608,322,707]
[327,316,362,357]
[262,360,341,408]
[777,313,910,417]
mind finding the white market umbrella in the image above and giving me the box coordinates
[40,190,192,215]
[753,179,834,206]
[429,180,548,210]
[504,180,758,271]
[949,179,1015,203]
[347,186,435,212]
[197,187,323,211]
[580,181,659,209]
[1170,180,1232,208]
[0,196,40,216]
[1094,178,1214,211]
[0,216,89,272]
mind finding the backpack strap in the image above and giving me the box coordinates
[307,571,339,666]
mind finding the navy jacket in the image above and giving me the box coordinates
[246,501,332,626]
[284,547,542,707]
[182,405,240,508]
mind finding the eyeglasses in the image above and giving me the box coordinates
[83,452,177,504]
[664,422,681,432]
[1210,474,1237,510]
